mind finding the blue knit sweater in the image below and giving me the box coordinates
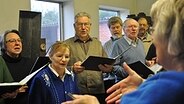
[28,66,79,104]
[121,71,184,104]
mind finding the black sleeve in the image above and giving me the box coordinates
[146,44,156,60]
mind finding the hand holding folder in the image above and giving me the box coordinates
[81,47,132,71]
[81,56,116,71]
[0,63,48,95]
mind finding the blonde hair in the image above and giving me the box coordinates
[48,41,70,57]
[150,0,184,59]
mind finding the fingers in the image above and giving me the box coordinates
[106,81,121,94]
[106,89,123,104]
[1,91,17,99]
[73,61,84,73]
[62,101,73,104]
[18,85,28,93]
[98,64,113,73]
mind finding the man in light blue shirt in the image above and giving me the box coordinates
[103,16,123,90]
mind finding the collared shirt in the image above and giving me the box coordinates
[103,35,123,57]
[139,32,152,42]
[124,35,139,47]
[139,32,153,54]
[110,35,121,41]
[74,35,93,55]
[48,64,73,81]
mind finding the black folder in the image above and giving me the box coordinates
[128,61,154,79]
[0,61,49,95]
[81,56,116,71]
[0,83,22,95]
[29,56,50,74]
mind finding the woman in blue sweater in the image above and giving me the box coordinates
[28,41,79,104]
[62,0,184,104]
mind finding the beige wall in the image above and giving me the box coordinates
[0,0,156,37]
[72,0,137,38]
[72,0,156,38]
[136,0,157,15]
[0,0,30,34]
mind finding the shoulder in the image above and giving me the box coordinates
[123,71,184,103]
[91,37,100,41]
[103,39,112,46]
[145,71,184,90]
[33,67,49,79]
[0,55,5,62]
[91,37,102,44]
[113,37,125,47]
[64,37,75,43]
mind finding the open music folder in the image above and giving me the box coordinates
[128,61,154,79]
[81,47,131,71]
[81,56,116,71]
[0,63,48,95]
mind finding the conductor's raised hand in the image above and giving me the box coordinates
[105,62,144,104]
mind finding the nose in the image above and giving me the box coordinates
[14,40,21,45]
[61,56,67,61]
[81,24,87,29]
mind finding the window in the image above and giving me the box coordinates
[99,7,129,45]
[31,0,61,51]
[99,9,119,45]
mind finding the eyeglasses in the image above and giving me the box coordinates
[75,22,91,27]
[6,39,22,43]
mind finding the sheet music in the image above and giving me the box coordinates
[149,64,163,74]
[19,63,48,85]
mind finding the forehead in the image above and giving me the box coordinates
[6,33,20,40]
[126,19,139,26]
[76,16,90,23]
[54,47,70,55]
[138,18,148,24]
[53,45,69,52]
[110,23,122,27]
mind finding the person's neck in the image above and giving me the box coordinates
[56,68,65,78]
[139,33,145,37]
[79,36,90,42]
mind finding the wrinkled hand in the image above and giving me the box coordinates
[98,64,113,73]
[1,85,28,99]
[1,91,17,99]
[105,63,144,104]
[62,94,99,104]
[73,61,85,73]
[17,85,28,93]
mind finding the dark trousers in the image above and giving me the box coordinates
[85,79,115,104]
[104,79,115,91]
[91,93,106,104]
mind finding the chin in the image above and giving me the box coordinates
[14,52,21,55]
